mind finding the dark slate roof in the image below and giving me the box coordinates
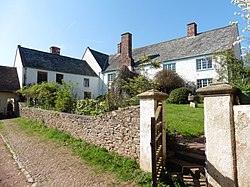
[104,24,237,72]
[0,66,20,92]
[18,46,97,77]
[88,48,109,71]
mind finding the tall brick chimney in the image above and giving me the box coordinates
[120,32,134,69]
[50,46,60,55]
[187,22,197,37]
[117,42,121,53]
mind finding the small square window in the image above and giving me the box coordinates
[84,92,91,99]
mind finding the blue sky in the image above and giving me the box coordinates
[0,1,243,67]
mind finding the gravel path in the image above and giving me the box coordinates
[0,119,134,187]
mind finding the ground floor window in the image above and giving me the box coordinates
[84,92,91,99]
[37,71,48,83]
[197,78,212,88]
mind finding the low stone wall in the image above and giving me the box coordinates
[19,104,140,160]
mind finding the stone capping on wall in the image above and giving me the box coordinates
[19,103,140,160]
[196,82,239,96]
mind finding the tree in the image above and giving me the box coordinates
[232,0,250,57]
[18,81,78,112]
[214,50,250,91]
[109,65,155,108]
[55,80,77,113]
[154,69,185,93]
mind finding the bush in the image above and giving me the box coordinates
[76,98,108,115]
[154,69,184,93]
[167,87,191,104]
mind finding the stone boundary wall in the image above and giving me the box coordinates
[19,104,140,160]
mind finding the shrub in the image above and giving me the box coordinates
[76,98,108,115]
[109,66,155,108]
[154,69,184,93]
[167,87,191,104]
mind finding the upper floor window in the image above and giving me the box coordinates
[196,57,212,71]
[108,73,116,85]
[163,63,176,72]
[197,78,212,88]
[84,78,89,87]
[37,71,48,83]
[56,74,63,84]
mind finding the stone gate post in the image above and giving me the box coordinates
[138,89,167,172]
[197,83,239,187]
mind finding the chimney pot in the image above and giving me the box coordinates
[187,22,197,37]
[50,46,60,55]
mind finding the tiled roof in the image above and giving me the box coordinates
[104,24,237,72]
[0,66,20,92]
[88,48,109,71]
[18,46,97,77]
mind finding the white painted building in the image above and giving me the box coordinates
[14,45,100,99]
[83,22,241,92]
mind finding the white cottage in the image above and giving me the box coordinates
[14,45,100,99]
[83,22,241,92]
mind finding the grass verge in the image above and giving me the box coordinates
[166,104,204,137]
[13,118,152,186]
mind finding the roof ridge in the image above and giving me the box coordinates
[88,47,109,57]
[18,45,84,61]
[0,65,16,69]
[131,24,234,52]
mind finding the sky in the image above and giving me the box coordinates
[0,0,243,67]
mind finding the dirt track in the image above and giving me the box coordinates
[0,119,134,187]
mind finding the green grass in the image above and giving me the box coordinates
[13,118,152,186]
[0,121,3,131]
[166,104,204,137]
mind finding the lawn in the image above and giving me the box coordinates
[166,104,204,137]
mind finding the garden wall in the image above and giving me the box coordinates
[19,104,140,160]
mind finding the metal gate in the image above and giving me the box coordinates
[151,102,166,187]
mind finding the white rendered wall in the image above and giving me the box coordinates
[82,48,102,75]
[24,67,100,99]
[14,48,24,87]
[83,48,108,95]
[138,55,218,84]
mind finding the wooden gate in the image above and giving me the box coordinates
[151,102,166,187]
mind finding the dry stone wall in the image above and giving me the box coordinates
[19,104,140,160]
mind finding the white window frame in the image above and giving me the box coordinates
[197,78,212,88]
[196,57,212,71]
[163,63,176,71]
[108,73,116,85]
